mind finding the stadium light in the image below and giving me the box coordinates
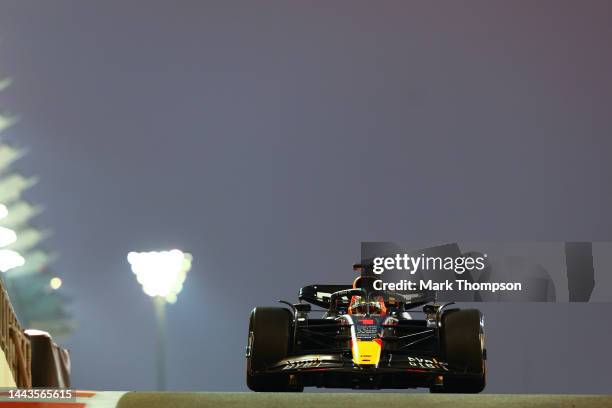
[127,249,192,390]
[127,249,191,303]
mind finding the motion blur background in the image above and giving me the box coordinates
[0,0,611,392]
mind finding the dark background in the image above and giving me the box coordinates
[0,1,611,392]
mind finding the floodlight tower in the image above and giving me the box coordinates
[127,249,192,390]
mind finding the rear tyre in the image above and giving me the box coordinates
[432,309,486,393]
[246,307,303,392]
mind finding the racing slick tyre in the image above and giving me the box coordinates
[246,307,303,392]
[432,308,486,393]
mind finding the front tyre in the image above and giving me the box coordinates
[432,309,486,393]
[246,307,303,392]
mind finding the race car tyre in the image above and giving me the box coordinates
[246,307,303,392]
[433,308,486,393]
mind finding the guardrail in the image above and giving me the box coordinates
[0,278,31,387]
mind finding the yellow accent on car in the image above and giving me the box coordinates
[351,340,382,366]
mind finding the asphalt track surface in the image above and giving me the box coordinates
[116,392,612,408]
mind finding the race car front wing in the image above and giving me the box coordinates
[254,352,480,389]
[267,353,452,374]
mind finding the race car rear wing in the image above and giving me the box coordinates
[299,284,352,308]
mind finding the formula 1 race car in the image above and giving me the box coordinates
[246,271,486,393]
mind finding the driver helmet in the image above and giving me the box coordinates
[348,295,387,315]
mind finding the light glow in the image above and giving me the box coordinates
[127,249,192,302]
[50,277,62,290]
[0,226,17,247]
[0,249,25,272]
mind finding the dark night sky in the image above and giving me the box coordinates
[0,1,611,392]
